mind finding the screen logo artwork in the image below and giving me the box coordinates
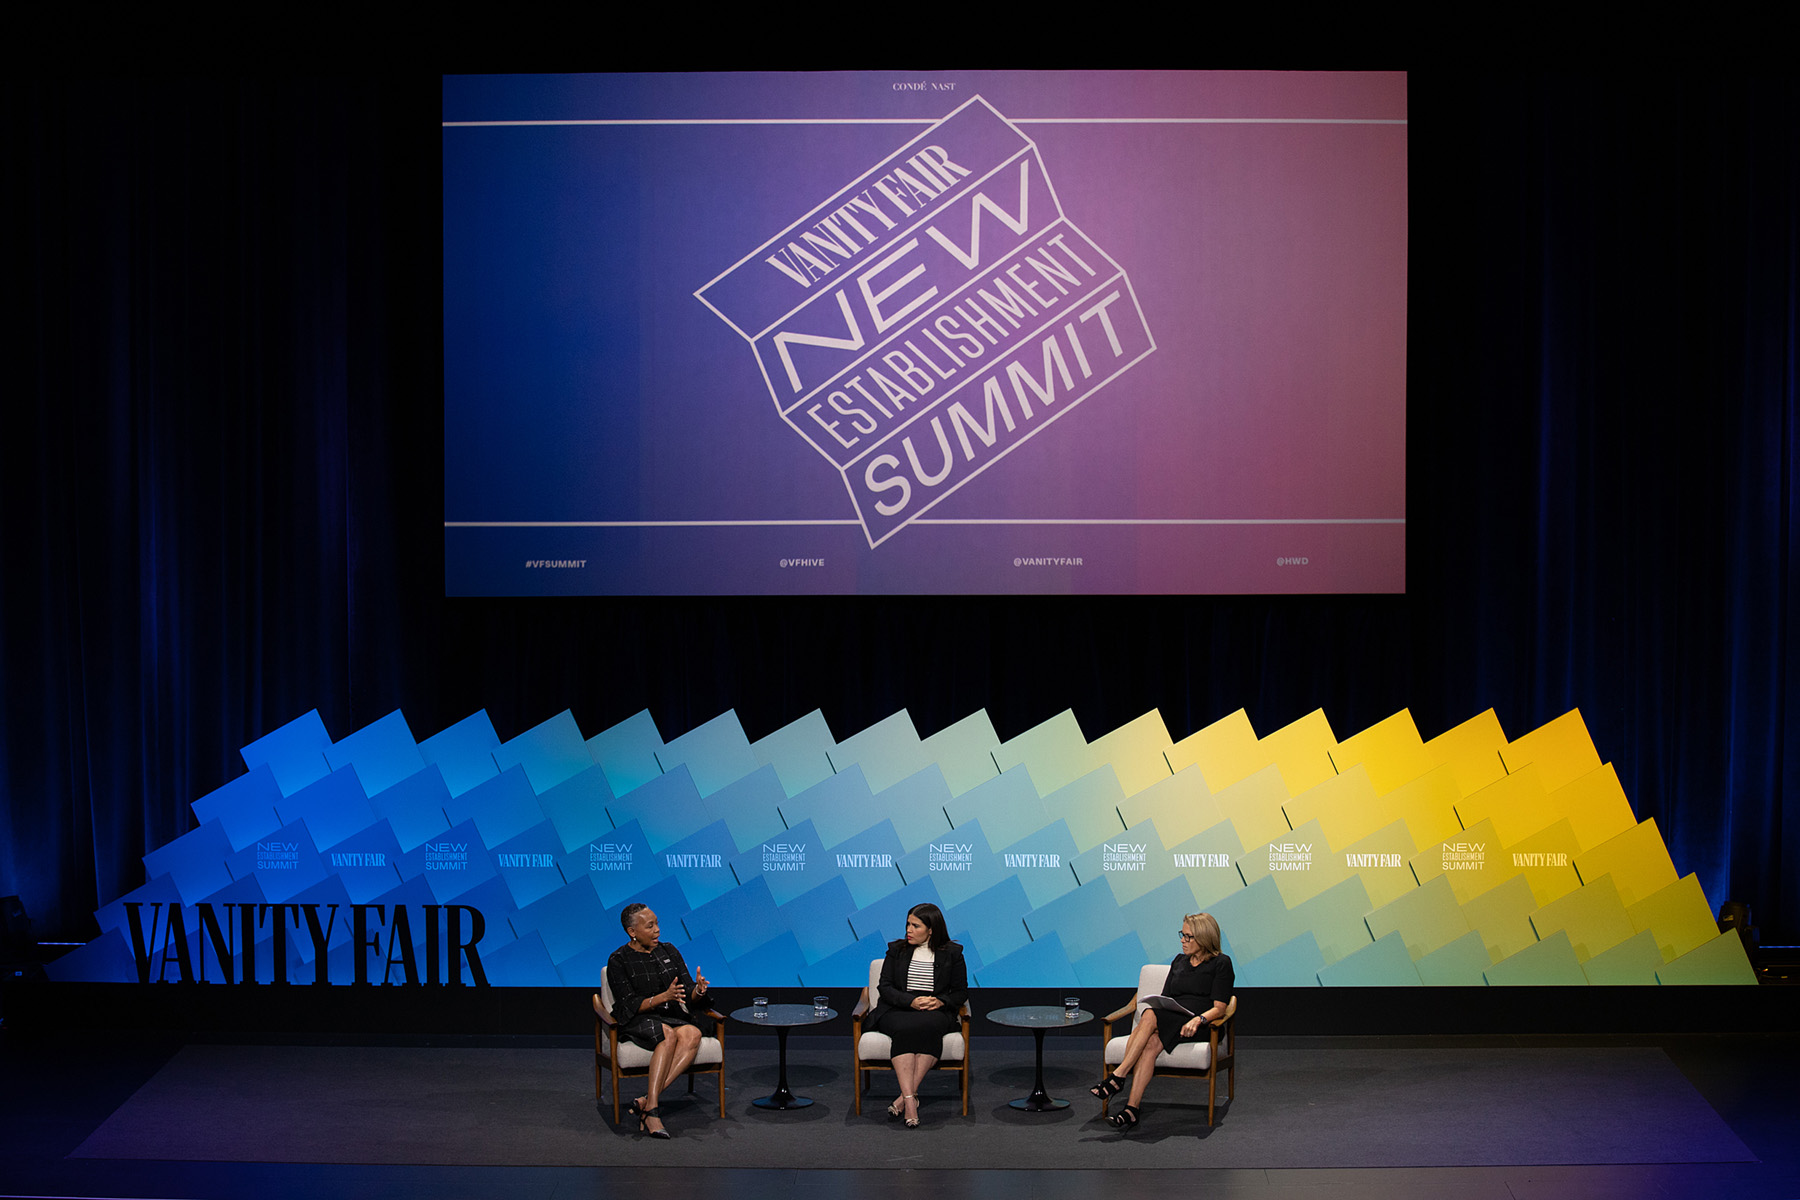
[698,96,1155,547]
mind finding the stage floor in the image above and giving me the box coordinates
[4,1028,1797,1199]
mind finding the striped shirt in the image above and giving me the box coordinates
[906,944,936,993]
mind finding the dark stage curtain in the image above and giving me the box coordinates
[3,71,1795,947]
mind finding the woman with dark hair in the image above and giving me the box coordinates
[605,902,713,1138]
[860,899,964,1129]
[866,902,967,1127]
[1089,911,1233,1132]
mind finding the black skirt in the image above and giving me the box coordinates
[1152,1006,1208,1055]
[619,1007,717,1052]
[870,1006,957,1057]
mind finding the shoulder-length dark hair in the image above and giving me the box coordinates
[908,902,951,950]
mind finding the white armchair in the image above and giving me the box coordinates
[1100,962,1237,1125]
[850,957,972,1115]
[592,974,726,1124]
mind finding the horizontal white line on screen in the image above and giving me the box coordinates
[445,518,1406,528]
[443,117,1406,127]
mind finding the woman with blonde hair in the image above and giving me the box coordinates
[1088,911,1233,1131]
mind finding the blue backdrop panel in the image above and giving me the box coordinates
[443,764,549,849]
[607,765,711,853]
[418,710,503,799]
[190,764,283,853]
[945,875,1033,962]
[142,821,236,907]
[662,927,737,990]
[494,709,595,796]
[1022,877,1121,964]
[871,765,958,854]
[67,703,1746,990]
[683,876,784,961]
[240,710,333,796]
[396,818,499,903]
[325,709,426,798]
[824,819,907,910]
[492,821,573,909]
[1119,876,1205,964]
[507,875,610,967]
[848,876,945,945]
[778,765,880,849]
[1317,929,1422,986]
[367,765,455,853]
[587,710,666,797]
[535,763,617,854]
[1209,875,1305,964]
[483,930,564,987]
[897,816,1003,909]
[799,929,891,988]
[750,709,838,797]
[700,764,790,852]
[223,819,328,905]
[975,931,1077,988]
[995,820,1080,909]
[317,819,404,902]
[556,818,665,908]
[1072,818,1178,907]
[946,765,1051,852]
[1236,930,1328,987]
[728,817,833,905]
[660,820,743,909]
[276,765,380,852]
[1166,822,1250,909]
[1073,931,1157,989]
[1041,767,1131,853]
[93,874,183,939]
[726,930,808,988]
[778,875,857,963]
[655,709,759,797]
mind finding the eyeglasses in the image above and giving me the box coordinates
[1177,931,1198,941]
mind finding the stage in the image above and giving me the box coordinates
[4,1026,1795,1200]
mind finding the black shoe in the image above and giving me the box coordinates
[1107,1104,1140,1131]
[1089,1074,1125,1100]
[639,1105,671,1139]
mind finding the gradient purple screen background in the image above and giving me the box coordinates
[444,71,1406,595]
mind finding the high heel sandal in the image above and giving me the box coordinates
[1089,1074,1125,1100]
[637,1104,671,1139]
[903,1095,920,1128]
[1107,1104,1140,1132]
[886,1095,907,1119]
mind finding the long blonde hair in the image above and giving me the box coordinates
[1184,912,1221,959]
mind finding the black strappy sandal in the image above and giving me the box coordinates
[887,1095,907,1119]
[1089,1074,1125,1100]
[638,1104,671,1139]
[1108,1104,1140,1131]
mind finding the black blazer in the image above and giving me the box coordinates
[868,937,968,1028]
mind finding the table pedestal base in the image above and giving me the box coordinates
[749,1023,815,1109]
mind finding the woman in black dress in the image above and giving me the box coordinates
[1089,911,1233,1131]
[605,902,714,1138]
[866,902,967,1127]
